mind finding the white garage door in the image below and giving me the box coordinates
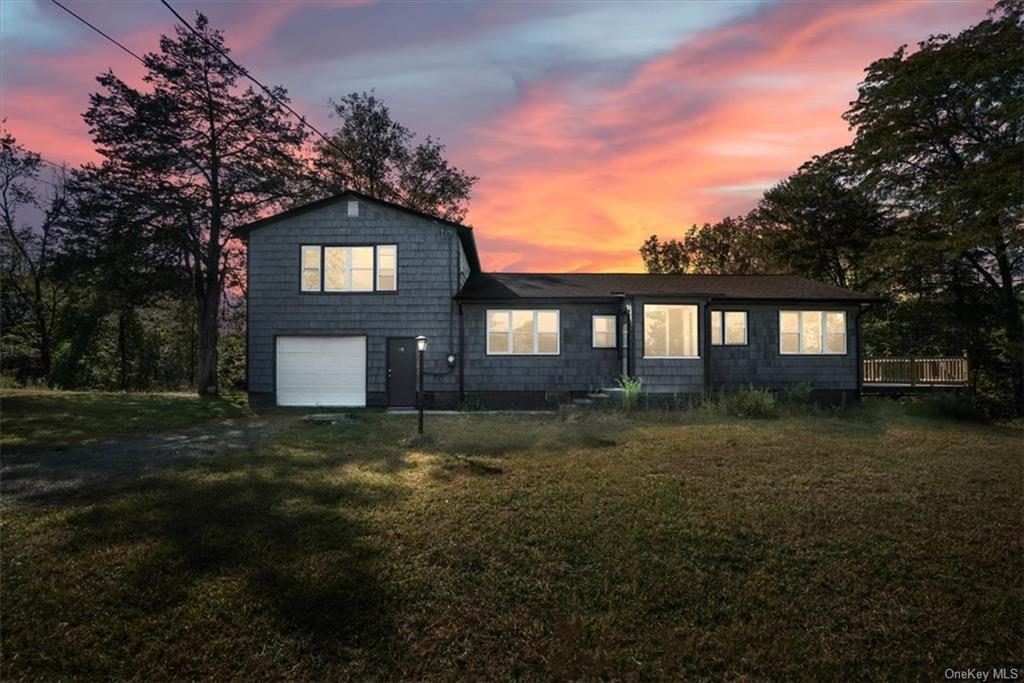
[276,336,366,407]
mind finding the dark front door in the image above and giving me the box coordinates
[387,338,417,406]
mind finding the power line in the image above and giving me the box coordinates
[49,0,146,64]
[46,0,349,179]
[157,0,352,169]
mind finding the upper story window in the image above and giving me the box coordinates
[487,310,559,355]
[592,315,616,348]
[711,310,747,345]
[779,310,847,355]
[300,244,397,293]
[644,304,699,358]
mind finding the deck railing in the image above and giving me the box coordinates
[862,355,969,386]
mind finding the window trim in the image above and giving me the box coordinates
[778,310,848,355]
[592,314,617,349]
[642,303,701,359]
[710,310,749,346]
[298,243,398,294]
[486,309,561,356]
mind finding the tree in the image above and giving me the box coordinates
[313,91,477,222]
[753,150,889,291]
[641,216,771,274]
[61,162,184,389]
[843,0,1024,414]
[84,13,307,395]
[0,132,72,380]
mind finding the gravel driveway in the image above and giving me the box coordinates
[1,422,280,503]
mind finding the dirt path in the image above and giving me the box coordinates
[1,420,283,503]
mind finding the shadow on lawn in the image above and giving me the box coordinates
[10,425,416,672]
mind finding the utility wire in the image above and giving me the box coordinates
[47,0,350,173]
[157,0,352,169]
[49,0,147,64]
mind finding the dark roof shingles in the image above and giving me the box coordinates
[456,272,881,302]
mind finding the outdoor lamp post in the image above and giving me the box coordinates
[415,335,427,435]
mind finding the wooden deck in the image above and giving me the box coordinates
[862,355,968,391]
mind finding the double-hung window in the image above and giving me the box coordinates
[324,246,373,291]
[487,310,560,355]
[643,304,699,358]
[301,246,321,292]
[779,311,847,354]
[376,245,397,291]
[711,310,747,345]
[592,315,617,348]
[301,244,397,292]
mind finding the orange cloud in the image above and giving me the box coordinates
[1,0,987,274]
[461,0,987,272]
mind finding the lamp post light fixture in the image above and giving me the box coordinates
[415,335,427,435]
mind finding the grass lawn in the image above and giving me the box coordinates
[2,397,1021,679]
[0,389,249,451]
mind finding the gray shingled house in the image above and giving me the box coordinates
[240,191,881,408]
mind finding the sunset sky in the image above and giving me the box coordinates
[1,0,989,272]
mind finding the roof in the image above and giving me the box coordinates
[456,272,883,302]
[234,189,480,273]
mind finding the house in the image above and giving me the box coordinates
[239,191,882,409]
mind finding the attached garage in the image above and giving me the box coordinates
[275,336,366,407]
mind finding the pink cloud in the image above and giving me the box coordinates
[462,0,988,272]
[1,0,989,274]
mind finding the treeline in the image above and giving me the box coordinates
[642,2,1023,417]
[1,13,475,395]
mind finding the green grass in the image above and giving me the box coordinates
[0,389,249,451]
[2,400,1021,680]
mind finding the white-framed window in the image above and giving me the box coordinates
[324,246,374,291]
[592,314,617,348]
[347,200,359,217]
[487,310,560,355]
[779,310,847,355]
[301,245,321,292]
[711,310,748,346]
[643,304,699,358]
[376,245,397,291]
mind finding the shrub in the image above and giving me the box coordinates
[906,392,988,422]
[617,375,642,412]
[779,383,814,407]
[723,386,778,418]
[700,389,724,415]
[455,395,487,412]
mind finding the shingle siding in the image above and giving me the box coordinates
[461,303,622,393]
[247,200,467,405]
[708,304,859,391]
